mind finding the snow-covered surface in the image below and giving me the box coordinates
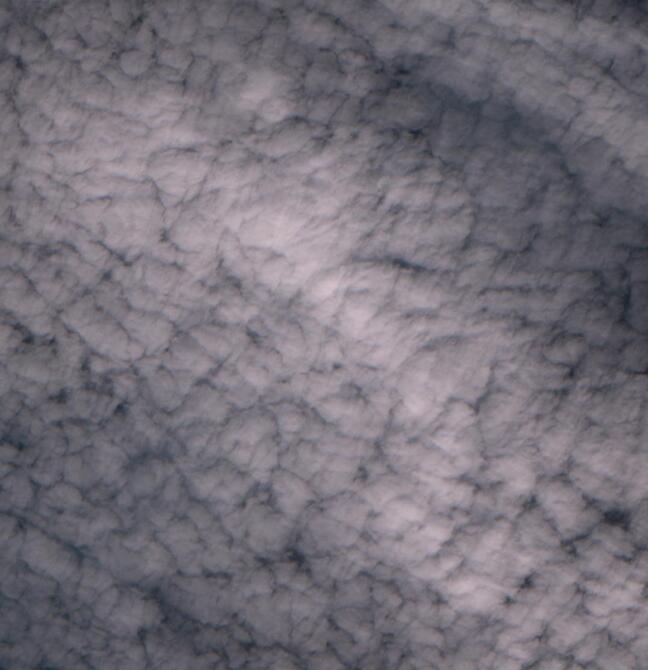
[1,0,648,668]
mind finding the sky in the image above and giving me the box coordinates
[1,0,648,668]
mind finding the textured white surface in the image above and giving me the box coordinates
[1,0,648,668]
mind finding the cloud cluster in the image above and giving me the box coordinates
[1,0,647,668]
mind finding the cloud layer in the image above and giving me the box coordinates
[1,0,648,668]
